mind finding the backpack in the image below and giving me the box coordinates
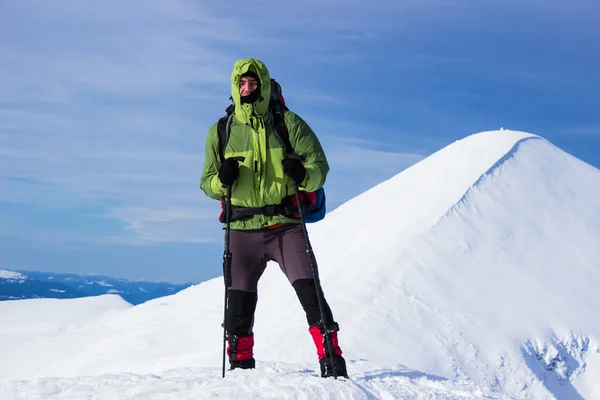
[216,79,326,224]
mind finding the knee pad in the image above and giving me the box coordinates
[226,289,258,336]
[292,278,334,327]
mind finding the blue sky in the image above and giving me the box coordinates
[1,0,599,283]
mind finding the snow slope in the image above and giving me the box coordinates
[0,285,504,399]
[255,130,600,399]
[1,130,599,399]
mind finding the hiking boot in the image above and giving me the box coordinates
[230,357,256,370]
[309,322,348,378]
[320,354,348,378]
[227,333,255,370]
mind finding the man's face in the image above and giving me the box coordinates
[239,76,259,96]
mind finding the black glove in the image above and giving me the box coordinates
[218,158,241,186]
[282,157,306,185]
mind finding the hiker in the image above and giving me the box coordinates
[200,58,347,378]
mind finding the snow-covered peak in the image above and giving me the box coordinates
[316,130,539,238]
[0,270,28,282]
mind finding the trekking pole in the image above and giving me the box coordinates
[221,183,232,378]
[221,156,244,378]
[291,179,338,380]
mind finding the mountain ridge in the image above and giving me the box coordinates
[0,270,194,304]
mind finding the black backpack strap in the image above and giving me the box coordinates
[267,79,295,158]
[216,104,235,162]
[227,202,311,222]
[270,102,308,162]
[271,104,292,155]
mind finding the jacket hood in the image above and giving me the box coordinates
[231,58,271,124]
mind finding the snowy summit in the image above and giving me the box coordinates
[1,130,599,399]
[0,270,27,282]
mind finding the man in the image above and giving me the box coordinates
[200,58,347,378]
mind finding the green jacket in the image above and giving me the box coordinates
[200,58,329,230]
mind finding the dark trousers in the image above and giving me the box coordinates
[225,223,334,336]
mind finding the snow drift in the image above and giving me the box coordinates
[1,130,599,399]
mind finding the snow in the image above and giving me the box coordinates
[0,270,27,281]
[1,130,599,399]
[0,362,510,399]
[0,295,133,383]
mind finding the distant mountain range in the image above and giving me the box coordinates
[0,270,193,305]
